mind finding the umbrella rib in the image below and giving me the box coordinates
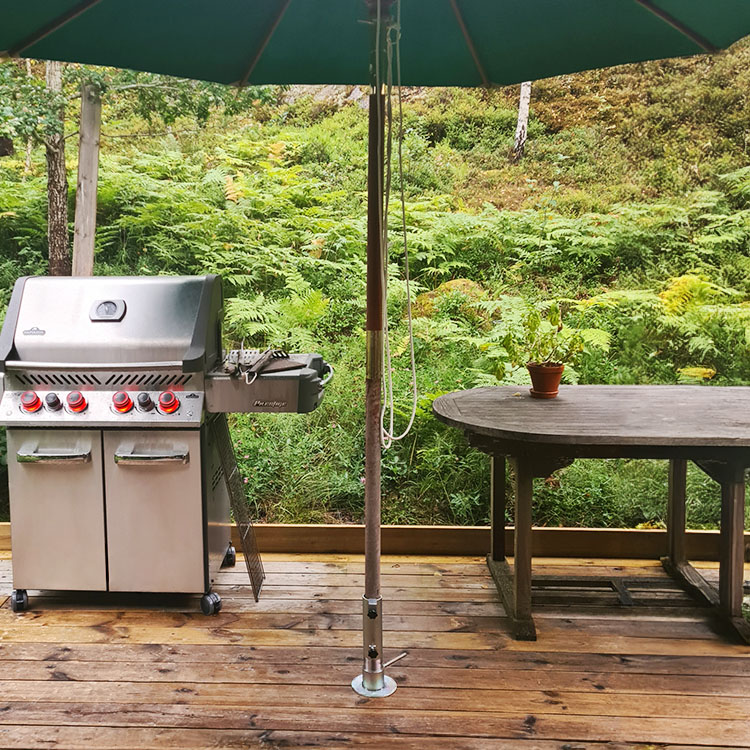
[4,0,104,58]
[633,0,718,53]
[448,0,489,87]
[237,0,292,88]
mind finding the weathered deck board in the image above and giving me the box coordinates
[2,658,749,697]
[0,554,748,749]
[0,727,742,750]
[0,611,727,641]
[2,680,750,720]
[1,702,749,746]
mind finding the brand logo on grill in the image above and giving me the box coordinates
[254,399,287,408]
[22,327,45,336]
[185,393,200,399]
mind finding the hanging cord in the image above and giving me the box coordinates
[380,0,418,449]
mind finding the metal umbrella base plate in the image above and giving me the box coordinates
[352,595,404,698]
[351,673,397,698]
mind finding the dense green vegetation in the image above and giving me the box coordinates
[1,41,750,528]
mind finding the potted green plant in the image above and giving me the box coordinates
[525,301,582,398]
[474,297,610,398]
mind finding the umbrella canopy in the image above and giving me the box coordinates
[2,1,750,88]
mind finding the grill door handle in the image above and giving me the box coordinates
[114,448,189,465]
[17,447,91,464]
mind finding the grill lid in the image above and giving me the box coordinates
[0,275,222,373]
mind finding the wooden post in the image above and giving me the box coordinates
[490,452,506,561]
[666,458,688,564]
[72,83,101,276]
[352,0,398,699]
[364,87,385,603]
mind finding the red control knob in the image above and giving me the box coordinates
[66,391,87,413]
[158,391,179,414]
[112,391,133,413]
[20,391,42,413]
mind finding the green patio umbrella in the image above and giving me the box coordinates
[2,1,749,86]
[2,0,750,698]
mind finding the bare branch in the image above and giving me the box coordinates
[100,129,201,139]
[67,81,186,101]
[110,82,187,93]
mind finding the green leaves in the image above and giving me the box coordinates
[0,61,66,143]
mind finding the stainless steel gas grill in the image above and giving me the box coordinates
[0,275,329,614]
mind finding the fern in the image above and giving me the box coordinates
[224,295,282,344]
[719,166,750,207]
[659,274,735,316]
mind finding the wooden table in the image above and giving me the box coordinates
[433,385,750,642]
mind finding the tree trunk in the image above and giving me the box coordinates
[24,60,33,173]
[511,80,532,164]
[24,138,33,173]
[72,83,102,276]
[45,61,71,276]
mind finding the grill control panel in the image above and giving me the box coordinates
[1,388,204,428]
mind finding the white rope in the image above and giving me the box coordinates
[380,0,418,449]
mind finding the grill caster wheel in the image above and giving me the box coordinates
[10,590,28,613]
[200,592,222,616]
[221,544,236,568]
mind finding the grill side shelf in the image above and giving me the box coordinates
[210,414,265,600]
[204,353,328,414]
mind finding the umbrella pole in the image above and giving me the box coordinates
[351,81,398,697]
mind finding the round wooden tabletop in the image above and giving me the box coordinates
[432,385,750,447]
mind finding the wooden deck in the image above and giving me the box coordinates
[0,550,749,749]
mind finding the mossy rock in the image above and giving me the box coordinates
[414,279,488,327]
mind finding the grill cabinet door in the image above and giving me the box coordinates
[8,429,106,591]
[103,430,205,593]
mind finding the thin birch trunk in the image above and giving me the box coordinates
[511,81,532,164]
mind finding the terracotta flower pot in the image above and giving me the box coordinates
[527,362,564,399]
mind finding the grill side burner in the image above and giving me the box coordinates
[0,275,329,614]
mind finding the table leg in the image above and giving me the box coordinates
[486,455,536,641]
[661,459,704,594]
[719,471,746,622]
[667,458,687,565]
[666,460,750,643]
[513,456,534,633]
[490,452,505,562]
